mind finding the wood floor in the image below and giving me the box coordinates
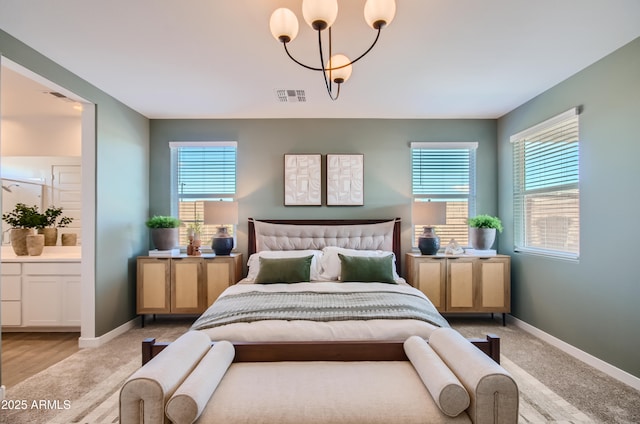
[1,332,80,388]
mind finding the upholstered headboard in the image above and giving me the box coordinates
[248,218,402,273]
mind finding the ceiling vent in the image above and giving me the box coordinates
[43,91,75,102]
[276,89,306,103]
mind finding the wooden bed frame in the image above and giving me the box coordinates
[248,217,402,274]
[140,218,501,366]
[142,335,501,365]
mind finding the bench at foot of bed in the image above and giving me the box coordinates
[121,329,517,424]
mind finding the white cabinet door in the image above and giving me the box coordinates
[62,276,82,325]
[23,275,63,326]
[1,301,22,326]
[22,262,81,327]
[1,275,22,326]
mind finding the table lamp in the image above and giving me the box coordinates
[204,200,238,255]
[412,201,446,255]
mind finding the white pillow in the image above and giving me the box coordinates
[319,247,400,281]
[246,250,323,282]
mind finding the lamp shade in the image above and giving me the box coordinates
[302,0,338,30]
[270,8,299,43]
[412,201,446,226]
[326,54,353,83]
[364,0,396,29]
[203,201,239,226]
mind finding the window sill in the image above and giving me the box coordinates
[514,247,579,263]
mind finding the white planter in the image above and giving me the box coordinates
[469,227,496,250]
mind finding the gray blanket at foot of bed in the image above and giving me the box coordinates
[191,290,450,331]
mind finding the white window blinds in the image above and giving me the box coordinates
[411,142,477,246]
[511,108,580,259]
[170,142,237,246]
[171,142,237,199]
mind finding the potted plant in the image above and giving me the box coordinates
[146,215,181,251]
[468,214,503,250]
[2,203,41,255]
[37,206,74,246]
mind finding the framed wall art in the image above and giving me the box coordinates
[326,154,364,206]
[284,154,321,206]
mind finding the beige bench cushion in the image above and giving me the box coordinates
[404,336,470,416]
[120,331,212,424]
[429,328,519,424]
[196,361,471,424]
[166,341,235,424]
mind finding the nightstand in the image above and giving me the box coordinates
[136,253,242,325]
[405,252,510,325]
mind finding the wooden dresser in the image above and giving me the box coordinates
[405,252,510,325]
[136,253,242,325]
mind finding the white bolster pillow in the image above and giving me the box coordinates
[404,335,470,417]
[119,331,212,424]
[428,328,519,424]
[165,340,235,424]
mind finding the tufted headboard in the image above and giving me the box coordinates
[248,218,402,274]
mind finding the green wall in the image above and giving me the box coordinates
[0,29,150,337]
[497,37,640,378]
[149,118,498,259]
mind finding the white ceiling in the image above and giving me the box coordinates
[1,0,640,120]
[1,66,83,119]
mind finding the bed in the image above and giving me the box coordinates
[142,218,500,364]
[190,218,448,342]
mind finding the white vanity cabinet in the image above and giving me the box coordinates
[1,263,23,326]
[1,259,81,329]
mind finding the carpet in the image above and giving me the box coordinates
[1,317,637,423]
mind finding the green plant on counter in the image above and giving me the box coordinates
[39,206,74,228]
[467,214,503,232]
[1,203,41,229]
[145,215,182,228]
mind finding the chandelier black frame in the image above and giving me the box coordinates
[269,0,396,101]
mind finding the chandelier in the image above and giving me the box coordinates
[269,0,396,100]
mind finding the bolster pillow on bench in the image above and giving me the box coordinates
[119,331,212,424]
[404,335,470,417]
[428,328,519,424]
[165,341,235,424]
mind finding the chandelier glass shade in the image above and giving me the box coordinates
[269,0,396,100]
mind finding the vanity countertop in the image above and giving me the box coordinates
[1,245,81,262]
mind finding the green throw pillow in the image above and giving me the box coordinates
[255,255,313,284]
[338,254,396,284]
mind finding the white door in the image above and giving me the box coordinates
[52,165,82,243]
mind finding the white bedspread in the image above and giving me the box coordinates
[195,281,447,342]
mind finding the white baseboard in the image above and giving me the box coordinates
[509,316,640,391]
[78,316,140,348]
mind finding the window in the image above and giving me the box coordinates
[511,108,580,259]
[411,142,477,246]
[170,141,237,246]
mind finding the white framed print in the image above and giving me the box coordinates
[326,154,364,206]
[284,154,321,206]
